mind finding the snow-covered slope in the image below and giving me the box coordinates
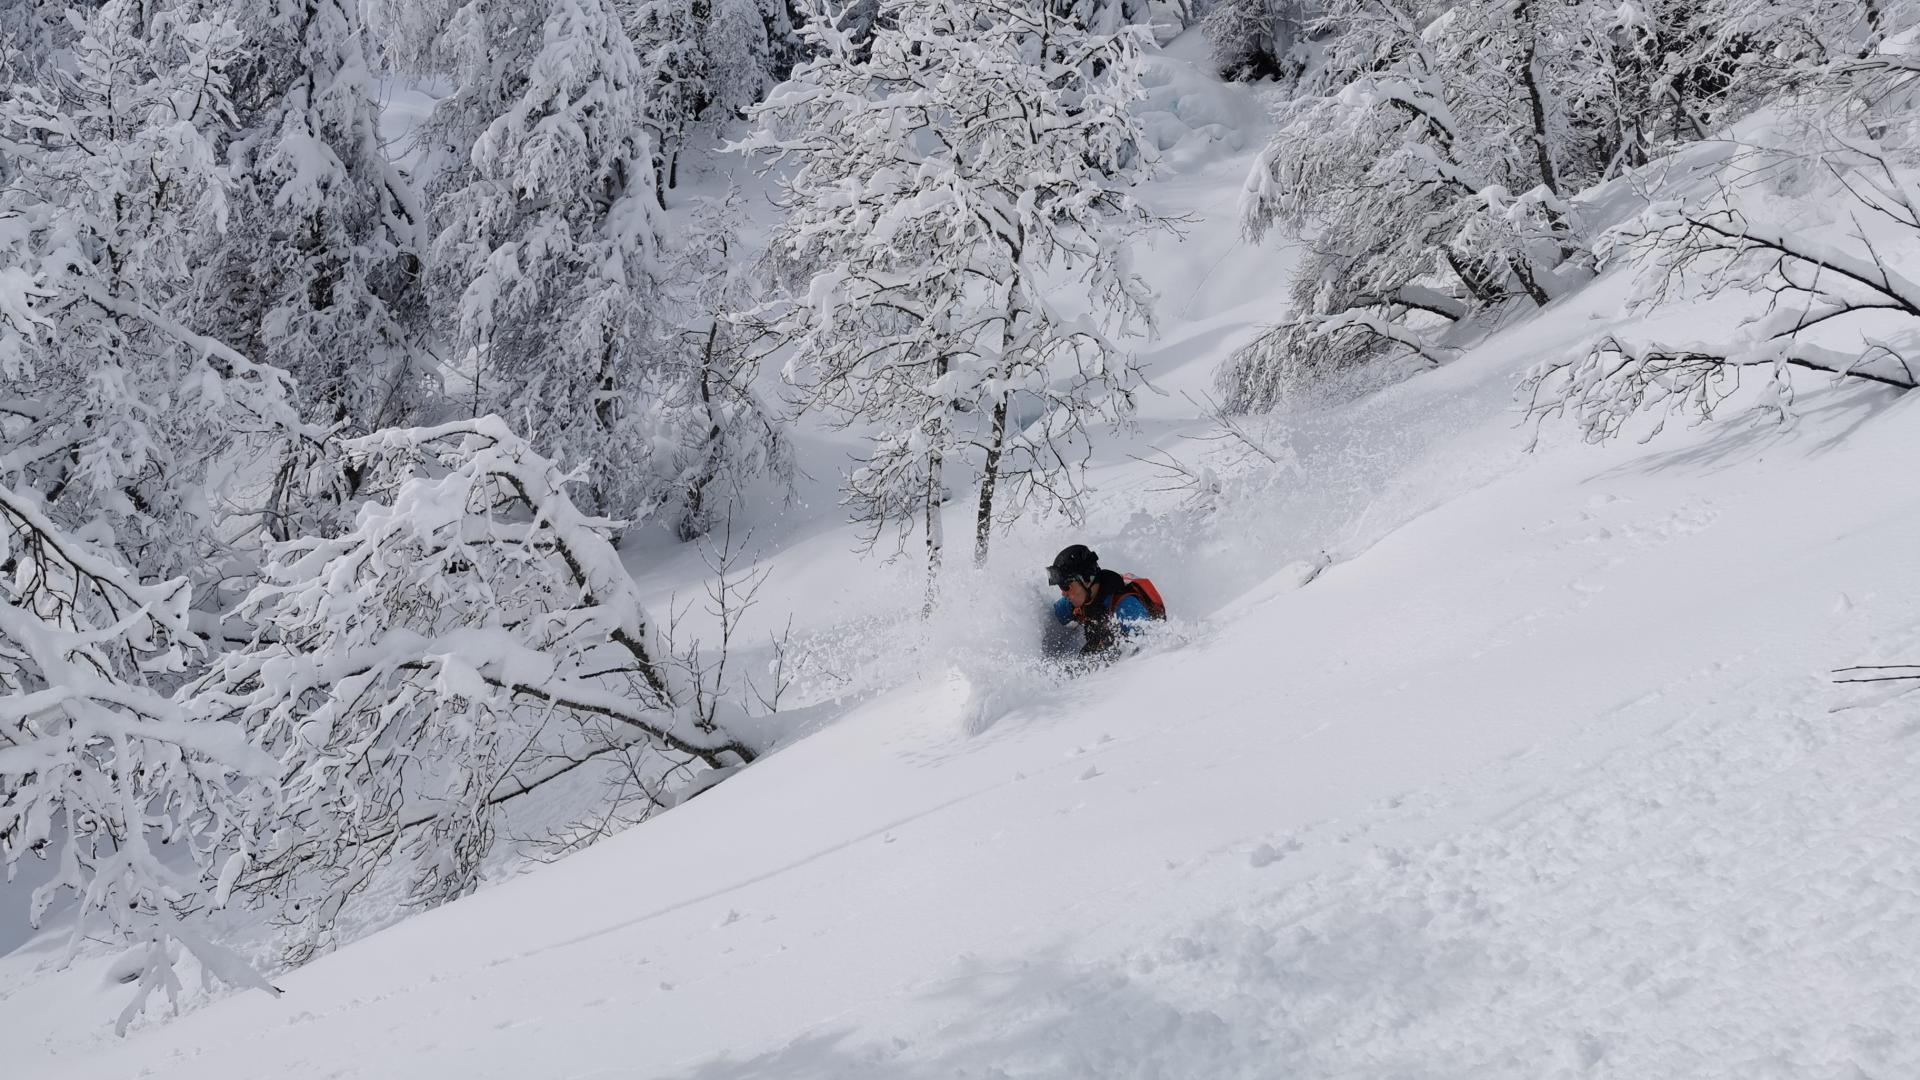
[10,39,1920,1080]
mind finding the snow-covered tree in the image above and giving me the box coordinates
[625,0,783,200]
[737,0,1160,594]
[194,418,758,957]
[0,1,62,106]
[1049,0,1151,33]
[1222,0,1616,410]
[0,4,325,1015]
[0,0,317,607]
[371,0,669,519]
[762,0,810,74]
[1204,0,1310,82]
[1221,0,1920,415]
[0,486,280,1033]
[650,190,792,541]
[1523,32,1920,442]
[197,0,432,436]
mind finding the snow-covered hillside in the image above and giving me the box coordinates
[9,26,1920,1080]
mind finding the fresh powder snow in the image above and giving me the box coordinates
[4,5,1920,1079]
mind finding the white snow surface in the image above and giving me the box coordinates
[9,39,1920,1080]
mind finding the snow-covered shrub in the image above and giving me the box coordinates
[736,0,1163,589]
[0,487,279,1033]
[194,418,757,958]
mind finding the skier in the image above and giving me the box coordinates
[1046,544,1166,659]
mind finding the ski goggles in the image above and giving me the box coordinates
[1046,566,1087,588]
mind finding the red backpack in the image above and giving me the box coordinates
[1117,573,1167,620]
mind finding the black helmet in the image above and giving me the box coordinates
[1046,544,1100,587]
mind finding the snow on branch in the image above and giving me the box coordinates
[1355,284,1473,323]
[1313,309,1463,368]
[195,417,755,956]
[1521,332,1915,447]
[0,486,279,1031]
[1623,205,1920,320]
[1531,130,1920,443]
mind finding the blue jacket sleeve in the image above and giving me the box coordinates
[1052,596,1074,625]
[1112,594,1152,633]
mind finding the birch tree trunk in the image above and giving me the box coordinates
[974,392,1009,566]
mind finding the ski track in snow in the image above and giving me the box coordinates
[510,782,1009,964]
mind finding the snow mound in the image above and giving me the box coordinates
[1136,35,1268,168]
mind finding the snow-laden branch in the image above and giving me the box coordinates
[1355,284,1473,323]
[195,418,756,955]
[1313,309,1463,368]
[1521,332,1916,447]
[0,486,280,1032]
[1659,210,1920,317]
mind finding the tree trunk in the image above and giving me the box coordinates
[1445,248,1507,305]
[1514,0,1560,198]
[589,334,620,510]
[1509,259,1553,308]
[1861,0,1887,57]
[923,443,943,619]
[973,392,1008,566]
[1513,0,1581,272]
[972,278,1022,568]
[923,358,948,619]
[679,323,725,542]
